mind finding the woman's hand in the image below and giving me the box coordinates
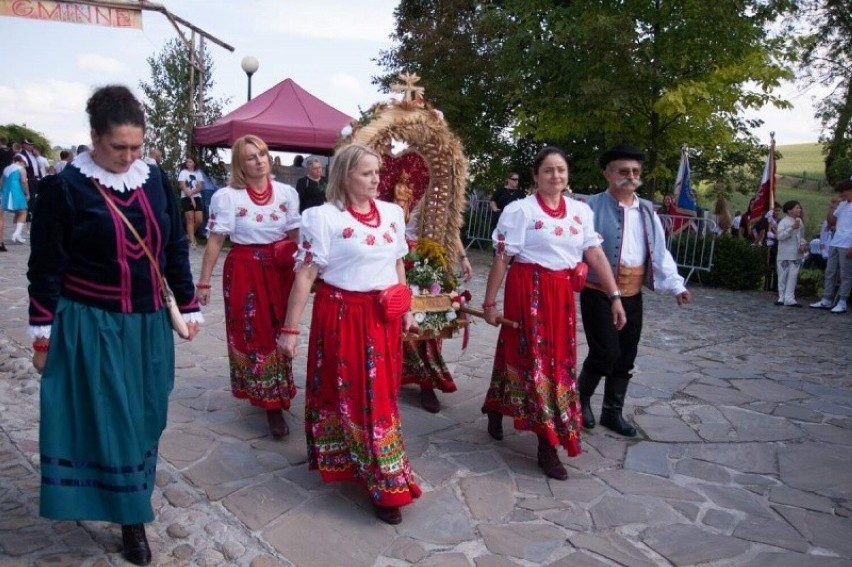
[32,351,47,374]
[277,333,299,359]
[196,287,211,306]
[611,300,627,330]
[460,257,473,282]
[186,320,201,340]
[403,312,419,335]
[483,305,501,326]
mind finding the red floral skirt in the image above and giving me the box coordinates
[305,282,422,507]
[223,243,296,410]
[482,262,582,456]
[402,339,457,392]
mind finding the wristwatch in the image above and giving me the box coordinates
[609,290,623,301]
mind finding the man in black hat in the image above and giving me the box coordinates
[21,140,45,222]
[578,144,691,436]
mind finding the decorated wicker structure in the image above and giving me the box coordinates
[337,73,471,340]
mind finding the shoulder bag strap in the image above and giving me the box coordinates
[91,178,169,298]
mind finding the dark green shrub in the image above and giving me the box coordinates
[796,268,824,299]
[705,237,766,290]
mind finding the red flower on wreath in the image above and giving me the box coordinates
[554,226,564,236]
[365,234,376,246]
[534,220,544,230]
[238,207,248,217]
[342,227,355,239]
[383,231,394,243]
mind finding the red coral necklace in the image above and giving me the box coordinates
[536,192,566,219]
[247,180,273,206]
[347,199,381,228]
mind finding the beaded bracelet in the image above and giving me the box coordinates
[280,328,300,335]
[482,301,497,309]
[195,283,212,289]
[33,341,50,352]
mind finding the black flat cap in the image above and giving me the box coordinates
[599,144,644,169]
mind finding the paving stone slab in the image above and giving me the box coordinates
[641,523,751,566]
[772,403,825,423]
[545,551,611,566]
[262,494,394,567]
[183,440,289,490]
[685,442,778,474]
[749,552,850,566]
[732,513,810,552]
[540,506,592,532]
[623,441,672,477]
[682,384,758,406]
[701,508,736,530]
[384,536,429,564]
[460,472,515,521]
[768,485,835,513]
[589,494,682,529]
[634,414,702,442]
[475,555,525,567]
[718,406,805,442]
[730,378,808,402]
[698,484,773,518]
[549,475,610,505]
[774,505,852,557]
[597,469,704,501]
[673,457,731,483]
[800,423,852,446]
[778,443,852,499]
[222,476,305,531]
[568,532,657,567]
[397,486,476,544]
[416,552,472,567]
[479,523,567,564]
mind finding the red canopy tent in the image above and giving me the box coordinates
[192,78,352,154]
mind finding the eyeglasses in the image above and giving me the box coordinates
[509,177,519,181]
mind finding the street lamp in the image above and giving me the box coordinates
[241,56,259,101]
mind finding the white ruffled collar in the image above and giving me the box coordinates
[73,151,150,193]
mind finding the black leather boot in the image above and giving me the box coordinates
[536,435,568,480]
[599,377,637,437]
[482,408,504,440]
[121,524,152,565]
[578,369,602,429]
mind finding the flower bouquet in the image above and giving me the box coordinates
[404,237,470,341]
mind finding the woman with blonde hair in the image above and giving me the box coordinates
[280,143,421,525]
[197,134,301,438]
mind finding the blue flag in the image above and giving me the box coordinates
[674,146,697,216]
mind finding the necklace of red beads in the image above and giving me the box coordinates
[347,199,381,228]
[247,181,273,206]
[536,192,566,219]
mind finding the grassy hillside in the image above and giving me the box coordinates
[776,143,825,181]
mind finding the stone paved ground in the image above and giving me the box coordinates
[2,230,852,566]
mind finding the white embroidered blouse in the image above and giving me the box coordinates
[296,200,407,292]
[207,183,301,244]
[493,194,602,270]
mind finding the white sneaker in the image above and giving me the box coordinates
[810,299,832,309]
[830,300,847,314]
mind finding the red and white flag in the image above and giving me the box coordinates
[749,134,776,225]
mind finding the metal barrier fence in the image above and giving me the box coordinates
[463,202,717,284]
[658,214,718,284]
[465,199,496,250]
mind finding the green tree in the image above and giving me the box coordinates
[0,125,52,157]
[378,1,796,195]
[792,0,852,184]
[139,38,227,179]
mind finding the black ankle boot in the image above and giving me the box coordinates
[121,524,151,565]
[578,369,602,429]
[580,395,595,429]
[536,436,568,480]
[482,408,504,440]
[600,377,637,437]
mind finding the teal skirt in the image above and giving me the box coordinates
[39,298,175,524]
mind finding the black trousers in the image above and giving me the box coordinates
[579,289,643,381]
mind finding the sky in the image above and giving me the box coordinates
[0,0,827,159]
